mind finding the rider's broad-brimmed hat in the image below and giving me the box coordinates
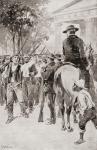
[74,79,85,89]
[47,54,55,60]
[63,25,79,33]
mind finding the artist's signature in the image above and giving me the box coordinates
[1,145,13,149]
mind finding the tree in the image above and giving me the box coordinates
[1,2,37,54]
[0,0,49,55]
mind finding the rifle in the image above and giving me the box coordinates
[0,60,10,72]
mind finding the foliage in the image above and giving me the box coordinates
[0,0,50,55]
[1,2,37,53]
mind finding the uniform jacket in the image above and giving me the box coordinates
[3,63,22,84]
[63,35,88,67]
[41,61,55,83]
[41,61,55,94]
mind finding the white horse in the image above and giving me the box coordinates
[54,63,80,131]
[54,45,97,131]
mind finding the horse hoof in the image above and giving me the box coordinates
[46,118,56,125]
[67,127,73,132]
[61,127,66,131]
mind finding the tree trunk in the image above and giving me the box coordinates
[18,33,21,53]
[18,29,23,55]
[12,34,15,54]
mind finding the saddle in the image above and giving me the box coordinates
[63,62,90,89]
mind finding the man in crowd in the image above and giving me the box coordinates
[54,54,63,117]
[2,55,11,106]
[38,54,56,124]
[21,54,38,115]
[3,54,27,124]
[54,54,63,71]
[73,79,97,144]
[34,58,43,105]
[63,25,90,89]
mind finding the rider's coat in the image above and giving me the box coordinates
[63,35,88,67]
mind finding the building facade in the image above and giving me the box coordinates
[52,0,97,54]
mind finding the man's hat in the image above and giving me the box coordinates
[63,25,79,33]
[55,54,62,60]
[11,53,20,58]
[47,54,55,60]
[74,79,85,89]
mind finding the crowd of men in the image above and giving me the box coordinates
[0,53,65,124]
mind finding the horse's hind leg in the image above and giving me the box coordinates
[66,105,73,132]
[38,93,45,122]
[59,99,66,130]
[47,93,56,124]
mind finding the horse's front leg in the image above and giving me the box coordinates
[66,105,73,132]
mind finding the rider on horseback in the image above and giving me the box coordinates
[63,25,90,89]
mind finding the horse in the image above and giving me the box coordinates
[54,45,97,131]
[38,45,97,129]
[54,63,80,131]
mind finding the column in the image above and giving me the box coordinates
[79,20,86,42]
[54,23,63,54]
[85,18,97,53]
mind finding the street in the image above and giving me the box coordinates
[0,103,97,150]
